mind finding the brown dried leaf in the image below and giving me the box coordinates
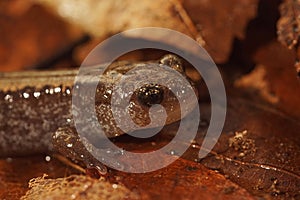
[0,1,83,71]
[109,158,255,200]
[34,0,205,45]
[195,98,300,199]
[183,0,259,63]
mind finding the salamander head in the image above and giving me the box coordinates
[93,54,199,137]
[124,54,199,129]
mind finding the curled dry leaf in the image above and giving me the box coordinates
[34,0,260,63]
[34,0,205,45]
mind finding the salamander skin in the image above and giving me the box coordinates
[0,54,198,161]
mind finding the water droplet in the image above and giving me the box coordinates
[45,155,51,162]
[112,184,118,189]
[170,150,176,155]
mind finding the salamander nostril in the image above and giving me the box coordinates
[137,84,164,107]
[159,54,185,74]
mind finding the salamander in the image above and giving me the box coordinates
[0,54,198,175]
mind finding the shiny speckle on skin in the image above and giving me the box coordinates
[65,88,71,95]
[170,150,176,155]
[23,92,30,98]
[49,88,54,94]
[0,85,74,156]
[33,91,41,98]
[54,87,61,93]
[4,94,13,102]
[67,143,73,148]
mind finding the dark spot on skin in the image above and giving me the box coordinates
[223,186,235,194]
[186,166,198,171]
[137,84,164,107]
[159,54,185,74]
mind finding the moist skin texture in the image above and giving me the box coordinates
[0,55,198,173]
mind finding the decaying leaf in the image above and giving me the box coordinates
[253,41,300,120]
[234,64,279,104]
[277,0,300,49]
[277,0,300,74]
[21,174,140,200]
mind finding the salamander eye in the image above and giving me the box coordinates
[137,84,164,107]
[159,54,185,74]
